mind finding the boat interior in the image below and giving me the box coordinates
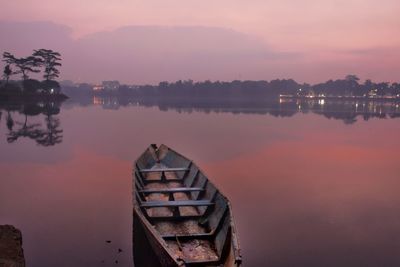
[134,144,241,266]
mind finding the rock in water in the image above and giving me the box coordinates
[0,225,25,267]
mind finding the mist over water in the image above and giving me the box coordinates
[1,99,400,267]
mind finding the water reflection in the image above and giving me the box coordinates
[0,101,63,146]
[1,97,400,267]
[72,96,400,125]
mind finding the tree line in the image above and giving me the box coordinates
[91,75,400,100]
[1,49,62,94]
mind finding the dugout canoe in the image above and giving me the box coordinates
[133,144,242,267]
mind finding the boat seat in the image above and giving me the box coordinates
[148,215,203,221]
[182,259,220,265]
[139,187,204,194]
[161,233,213,239]
[140,200,214,208]
[144,178,184,183]
[139,167,189,173]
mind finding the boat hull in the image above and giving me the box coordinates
[132,144,242,267]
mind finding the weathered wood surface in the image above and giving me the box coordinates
[133,144,242,266]
[139,168,189,173]
[140,200,214,208]
[139,187,204,194]
[0,225,25,267]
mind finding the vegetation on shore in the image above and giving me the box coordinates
[1,49,67,100]
[63,75,400,100]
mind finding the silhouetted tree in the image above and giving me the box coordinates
[363,79,374,96]
[345,75,360,83]
[392,83,400,96]
[15,56,43,81]
[33,49,62,81]
[2,52,16,65]
[3,51,43,81]
[376,82,389,96]
[23,79,42,94]
[344,75,360,96]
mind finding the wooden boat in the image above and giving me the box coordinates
[133,144,242,267]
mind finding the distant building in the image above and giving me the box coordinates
[368,89,378,97]
[102,80,120,90]
[93,85,104,91]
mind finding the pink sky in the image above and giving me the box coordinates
[1,0,400,83]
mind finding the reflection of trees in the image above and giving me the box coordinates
[36,115,63,146]
[1,100,64,146]
[97,96,400,125]
[7,114,43,143]
[36,102,63,146]
[6,111,14,130]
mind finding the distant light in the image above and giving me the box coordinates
[355,103,358,108]
[319,99,325,105]
[299,88,302,91]
[50,88,54,94]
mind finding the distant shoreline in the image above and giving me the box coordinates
[61,76,400,102]
[279,95,400,102]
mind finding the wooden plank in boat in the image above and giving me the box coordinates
[139,187,204,194]
[148,215,204,221]
[139,167,189,173]
[140,200,214,208]
[145,178,184,183]
[161,233,213,239]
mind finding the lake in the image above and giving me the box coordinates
[1,98,400,267]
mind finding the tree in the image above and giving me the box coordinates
[345,74,360,82]
[2,51,42,81]
[345,74,360,96]
[2,53,17,86]
[15,56,43,81]
[2,52,16,65]
[33,49,62,81]
[3,65,12,85]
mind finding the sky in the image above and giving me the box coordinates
[1,0,400,84]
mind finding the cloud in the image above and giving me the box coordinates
[0,21,285,83]
[1,21,399,84]
[0,21,72,55]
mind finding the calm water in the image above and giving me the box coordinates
[1,99,400,267]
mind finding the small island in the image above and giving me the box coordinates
[0,49,68,102]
